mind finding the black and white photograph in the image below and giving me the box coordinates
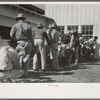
[0,2,100,84]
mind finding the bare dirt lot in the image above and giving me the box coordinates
[16,61,100,83]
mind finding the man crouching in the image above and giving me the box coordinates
[0,38,24,83]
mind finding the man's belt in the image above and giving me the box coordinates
[34,38,44,41]
[17,39,29,41]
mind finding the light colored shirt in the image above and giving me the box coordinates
[10,21,33,44]
[84,38,97,49]
[0,46,20,70]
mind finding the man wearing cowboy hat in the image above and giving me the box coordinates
[10,13,34,75]
[84,36,98,60]
[0,38,24,82]
[33,22,50,71]
[50,23,60,70]
[65,28,79,67]
[45,24,53,68]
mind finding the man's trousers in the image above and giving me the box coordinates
[33,39,46,70]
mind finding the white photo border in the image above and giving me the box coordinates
[0,1,100,99]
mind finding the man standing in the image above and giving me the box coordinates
[45,25,53,68]
[46,25,52,41]
[10,13,33,75]
[33,23,50,71]
[59,31,71,67]
[50,23,60,70]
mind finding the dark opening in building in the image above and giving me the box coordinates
[0,26,11,39]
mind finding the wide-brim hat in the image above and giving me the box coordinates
[16,13,26,20]
[94,36,98,39]
[7,38,18,46]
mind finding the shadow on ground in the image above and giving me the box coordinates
[17,71,74,83]
[15,63,89,83]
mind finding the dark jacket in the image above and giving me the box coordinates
[61,34,70,44]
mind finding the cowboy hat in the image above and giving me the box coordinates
[94,36,98,39]
[16,13,26,20]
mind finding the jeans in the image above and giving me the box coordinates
[33,39,46,70]
[51,44,58,69]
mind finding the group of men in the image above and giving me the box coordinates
[0,13,98,82]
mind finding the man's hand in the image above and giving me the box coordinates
[65,46,70,50]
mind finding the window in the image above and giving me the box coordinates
[67,25,93,41]
[0,26,11,39]
[67,25,78,32]
[81,25,93,41]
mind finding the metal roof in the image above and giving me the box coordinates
[19,4,45,15]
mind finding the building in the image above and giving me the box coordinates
[45,4,100,59]
[0,4,55,46]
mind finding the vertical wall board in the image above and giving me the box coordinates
[89,5,95,23]
[62,4,65,25]
[72,5,77,24]
[67,5,72,24]
[85,5,90,24]
[81,5,86,24]
[51,4,54,18]
[64,5,68,25]
[59,5,64,25]
[94,5,99,36]
[77,5,82,24]
[53,4,57,24]
[45,4,49,17]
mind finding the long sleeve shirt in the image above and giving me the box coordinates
[84,38,97,49]
[34,29,50,46]
[0,46,20,70]
[10,21,33,44]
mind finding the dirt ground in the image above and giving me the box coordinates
[14,60,100,83]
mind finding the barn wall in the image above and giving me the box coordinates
[45,4,100,59]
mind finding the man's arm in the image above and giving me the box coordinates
[10,25,16,39]
[28,25,34,45]
[44,31,51,46]
[84,38,92,44]
[69,34,74,49]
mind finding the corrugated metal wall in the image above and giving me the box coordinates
[45,4,100,59]
[46,4,100,25]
